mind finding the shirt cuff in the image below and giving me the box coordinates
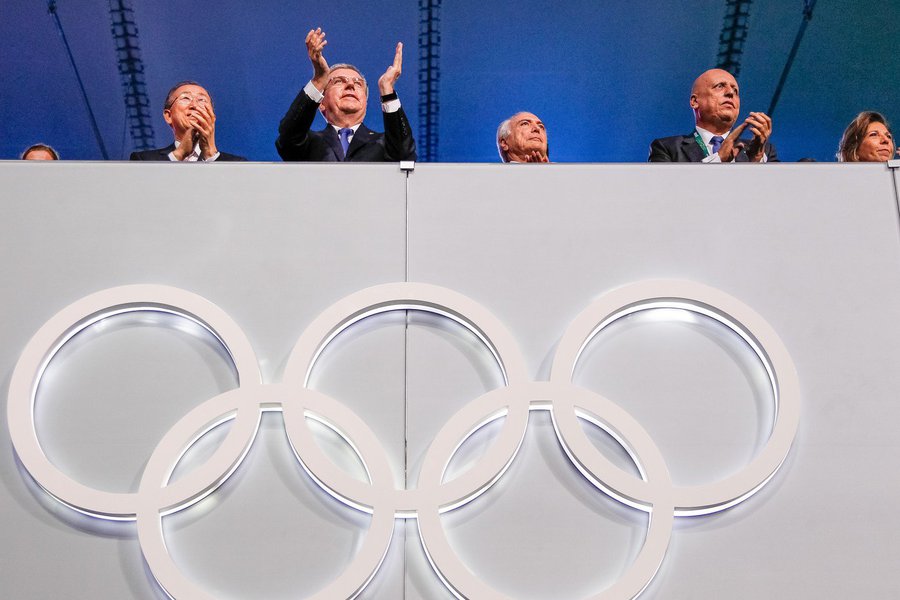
[202,152,220,162]
[304,80,324,103]
[381,98,401,113]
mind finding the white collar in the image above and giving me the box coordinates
[331,123,362,135]
[695,126,732,146]
[173,139,201,160]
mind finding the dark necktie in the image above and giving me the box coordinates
[339,128,353,160]
[710,135,724,155]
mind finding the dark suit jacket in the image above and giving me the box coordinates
[130,144,246,161]
[648,133,778,162]
[275,90,417,162]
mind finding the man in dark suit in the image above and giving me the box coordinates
[649,69,777,163]
[275,28,416,162]
[131,81,246,161]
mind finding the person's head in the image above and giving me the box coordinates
[496,112,548,162]
[21,143,59,160]
[163,81,213,138]
[837,111,894,162]
[320,64,368,127]
[690,69,740,134]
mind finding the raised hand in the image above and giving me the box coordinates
[378,43,403,96]
[171,125,196,161]
[307,28,329,90]
[191,100,218,160]
[743,111,773,162]
[715,121,748,162]
[525,150,549,163]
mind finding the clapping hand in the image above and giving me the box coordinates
[307,28,329,91]
[743,112,773,162]
[378,43,403,96]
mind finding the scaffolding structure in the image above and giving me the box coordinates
[716,0,753,77]
[417,0,441,162]
[768,0,817,116]
[109,0,155,151]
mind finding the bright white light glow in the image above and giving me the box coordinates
[7,280,799,599]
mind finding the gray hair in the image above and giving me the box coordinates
[327,63,369,99]
[496,117,513,162]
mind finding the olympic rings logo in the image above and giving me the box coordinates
[7,280,800,599]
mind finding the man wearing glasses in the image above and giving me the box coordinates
[131,81,246,161]
[276,28,417,162]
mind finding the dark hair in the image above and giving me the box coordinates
[837,111,891,162]
[20,143,59,160]
[163,80,207,109]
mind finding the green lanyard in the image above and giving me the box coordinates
[693,130,710,157]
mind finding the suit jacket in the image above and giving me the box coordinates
[275,90,417,162]
[130,144,246,161]
[648,133,778,163]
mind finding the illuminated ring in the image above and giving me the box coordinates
[417,382,674,600]
[281,282,530,514]
[282,282,529,389]
[6,285,261,519]
[6,280,802,600]
[417,385,530,513]
[137,386,396,600]
[550,279,801,516]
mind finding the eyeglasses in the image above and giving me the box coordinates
[327,75,366,89]
[167,93,211,108]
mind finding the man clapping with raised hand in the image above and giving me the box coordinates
[276,28,417,162]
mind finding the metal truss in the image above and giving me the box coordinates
[109,0,155,151]
[716,0,753,78]
[417,0,441,162]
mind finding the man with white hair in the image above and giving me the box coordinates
[276,27,416,162]
[497,112,549,163]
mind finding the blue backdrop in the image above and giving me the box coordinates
[2,1,897,162]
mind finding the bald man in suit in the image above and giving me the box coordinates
[649,69,777,163]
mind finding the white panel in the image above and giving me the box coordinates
[3,162,900,598]
[407,162,900,598]
[0,162,408,599]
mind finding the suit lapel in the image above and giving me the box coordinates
[321,127,345,160]
[680,134,706,162]
[345,124,376,160]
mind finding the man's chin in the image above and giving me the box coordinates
[339,101,364,112]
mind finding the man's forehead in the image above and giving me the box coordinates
[330,67,364,80]
[513,112,542,124]
[174,84,210,97]
[700,70,737,88]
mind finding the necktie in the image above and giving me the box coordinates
[339,128,353,160]
[710,135,724,155]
